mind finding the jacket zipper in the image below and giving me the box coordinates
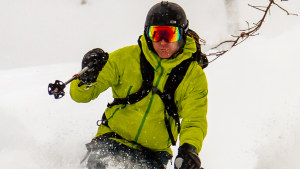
[133,61,164,146]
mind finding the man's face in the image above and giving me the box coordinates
[152,39,180,59]
[148,26,181,59]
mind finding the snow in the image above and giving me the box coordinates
[1,0,300,169]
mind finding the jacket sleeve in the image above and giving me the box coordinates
[70,50,120,103]
[178,65,208,154]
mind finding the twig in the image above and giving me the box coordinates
[248,4,267,12]
[273,1,298,16]
[206,0,298,64]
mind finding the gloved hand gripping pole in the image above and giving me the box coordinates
[48,67,89,99]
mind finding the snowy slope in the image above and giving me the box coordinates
[202,24,300,169]
[1,0,300,169]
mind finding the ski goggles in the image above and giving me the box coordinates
[148,26,181,42]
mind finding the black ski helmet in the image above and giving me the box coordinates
[144,1,189,51]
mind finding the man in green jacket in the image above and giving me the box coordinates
[70,1,208,169]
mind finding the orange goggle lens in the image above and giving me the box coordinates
[148,26,180,42]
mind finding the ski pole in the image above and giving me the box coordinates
[48,67,89,99]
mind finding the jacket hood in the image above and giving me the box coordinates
[140,35,197,71]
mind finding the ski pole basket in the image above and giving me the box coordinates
[48,80,66,99]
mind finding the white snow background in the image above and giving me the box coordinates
[1,0,300,169]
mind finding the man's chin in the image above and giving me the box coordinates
[158,53,172,59]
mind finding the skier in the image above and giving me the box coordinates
[70,1,208,169]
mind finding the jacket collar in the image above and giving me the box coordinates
[139,35,197,71]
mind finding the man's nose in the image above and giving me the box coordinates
[159,39,168,45]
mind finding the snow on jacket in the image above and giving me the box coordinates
[70,35,208,155]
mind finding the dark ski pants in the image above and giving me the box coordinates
[85,133,172,169]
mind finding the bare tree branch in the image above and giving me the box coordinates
[206,0,298,62]
[273,1,298,16]
[248,4,267,12]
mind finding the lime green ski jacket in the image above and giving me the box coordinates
[70,35,208,155]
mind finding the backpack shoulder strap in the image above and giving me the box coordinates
[156,57,193,145]
[107,37,154,108]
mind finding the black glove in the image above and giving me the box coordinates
[79,48,109,84]
[174,143,201,169]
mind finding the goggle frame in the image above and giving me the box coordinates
[148,26,181,43]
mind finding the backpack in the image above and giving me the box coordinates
[187,29,209,69]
